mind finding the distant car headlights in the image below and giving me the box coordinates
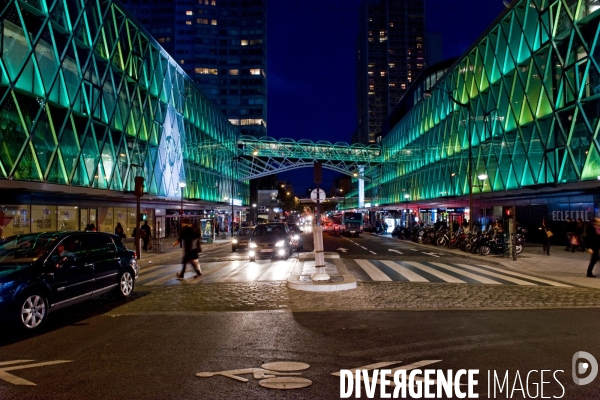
[249,242,257,248]
[232,238,238,244]
[275,240,284,247]
[292,234,299,240]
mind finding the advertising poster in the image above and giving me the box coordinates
[57,206,79,231]
[31,205,57,233]
[0,205,30,237]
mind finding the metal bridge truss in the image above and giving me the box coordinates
[235,136,382,182]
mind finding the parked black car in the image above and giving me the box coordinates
[248,223,292,261]
[0,231,139,331]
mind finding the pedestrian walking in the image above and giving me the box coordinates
[173,220,202,279]
[539,217,552,255]
[140,221,151,251]
[584,218,600,278]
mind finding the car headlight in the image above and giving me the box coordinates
[249,242,257,248]
[232,239,238,244]
[275,240,284,247]
[293,234,299,240]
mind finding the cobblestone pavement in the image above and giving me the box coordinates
[107,281,600,315]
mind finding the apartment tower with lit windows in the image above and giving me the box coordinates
[121,0,267,137]
[356,0,425,144]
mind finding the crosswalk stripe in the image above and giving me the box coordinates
[453,263,538,285]
[404,261,467,283]
[257,261,293,281]
[429,262,503,285]
[355,259,392,281]
[380,260,429,282]
[474,264,571,287]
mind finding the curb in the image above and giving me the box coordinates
[286,253,357,292]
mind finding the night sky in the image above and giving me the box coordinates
[268,0,506,195]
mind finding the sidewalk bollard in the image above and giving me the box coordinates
[311,225,330,281]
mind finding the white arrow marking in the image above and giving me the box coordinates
[410,249,419,251]
[422,252,440,257]
[388,249,404,254]
[337,248,348,253]
[0,360,73,385]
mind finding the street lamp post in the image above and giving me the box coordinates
[252,203,257,225]
[404,193,410,227]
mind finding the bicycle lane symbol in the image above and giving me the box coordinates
[196,361,312,390]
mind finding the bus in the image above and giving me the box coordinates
[331,212,363,236]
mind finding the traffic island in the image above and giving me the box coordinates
[286,252,357,292]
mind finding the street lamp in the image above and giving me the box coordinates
[404,193,410,227]
[252,203,257,225]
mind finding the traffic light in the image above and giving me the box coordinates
[134,176,145,197]
[504,206,514,218]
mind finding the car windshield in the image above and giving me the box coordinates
[0,233,60,263]
[288,224,299,232]
[238,228,254,236]
[253,225,285,237]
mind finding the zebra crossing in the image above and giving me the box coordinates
[135,258,569,287]
[136,259,295,286]
[345,259,570,286]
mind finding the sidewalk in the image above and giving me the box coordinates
[374,233,600,290]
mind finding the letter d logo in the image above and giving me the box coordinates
[572,351,598,385]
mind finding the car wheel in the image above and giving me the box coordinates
[18,292,48,331]
[116,270,135,298]
[480,245,491,256]
[516,244,523,254]
[232,246,237,252]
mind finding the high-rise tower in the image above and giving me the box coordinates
[121,0,267,137]
[356,0,425,144]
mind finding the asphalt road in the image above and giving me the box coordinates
[0,307,598,399]
[1,228,599,399]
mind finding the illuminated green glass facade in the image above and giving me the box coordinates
[0,0,247,203]
[381,0,600,204]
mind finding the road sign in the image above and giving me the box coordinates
[310,188,326,202]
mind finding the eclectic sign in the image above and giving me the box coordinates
[548,203,593,222]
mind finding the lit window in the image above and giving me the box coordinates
[380,71,386,77]
[211,0,216,4]
[180,60,185,64]
[250,68,261,75]
[389,22,394,27]
[197,18,209,24]
[401,83,406,89]
[229,119,239,125]
[379,37,387,42]
[368,92,375,95]
[186,10,193,15]
[211,19,217,25]
[241,39,248,46]
[186,21,192,25]
[194,68,218,75]
[158,38,165,43]
[389,63,395,68]
[380,31,385,36]
[229,69,239,75]
[389,83,395,87]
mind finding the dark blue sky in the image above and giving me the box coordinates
[268,1,506,195]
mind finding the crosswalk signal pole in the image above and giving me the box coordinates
[312,162,329,281]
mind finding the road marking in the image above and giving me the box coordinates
[388,249,403,254]
[429,262,502,284]
[422,252,440,257]
[474,264,571,287]
[380,260,429,282]
[337,248,348,253]
[197,361,311,390]
[355,259,392,281]
[405,261,467,283]
[0,360,73,386]
[453,264,538,285]
[360,246,368,250]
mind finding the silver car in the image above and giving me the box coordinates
[232,227,255,252]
